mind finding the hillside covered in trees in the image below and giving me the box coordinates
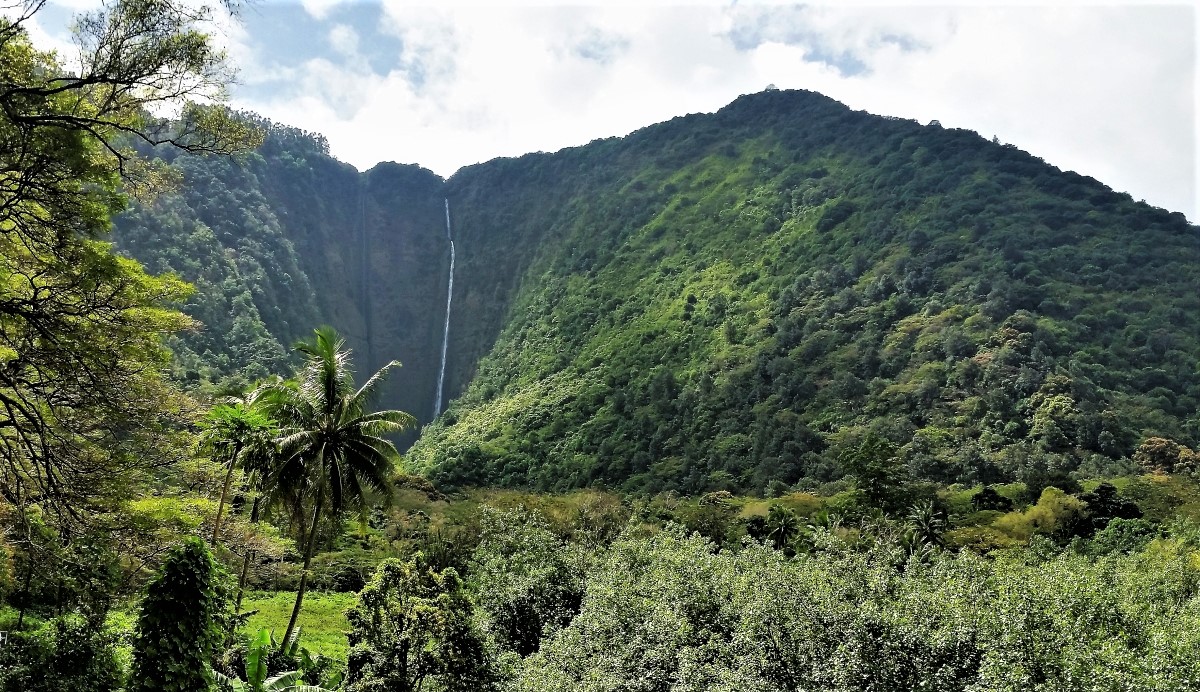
[115,90,1199,494]
[7,0,1200,689]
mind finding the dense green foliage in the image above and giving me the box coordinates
[515,522,1200,691]
[471,507,584,656]
[111,88,1198,495]
[257,490,1200,692]
[8,473,1196,690]
[344,556,495,692]
[0,614,126,692]
[0,6,204,521]
[409,90,1199,494]
[6,2,1199,685]
[113,128,447,427]
[129,537,230,692]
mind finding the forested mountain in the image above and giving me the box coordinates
[16,0,1200,687]
[115,89,1200,494]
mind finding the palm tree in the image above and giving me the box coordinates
[265,326,416,646]
[764,504,800,551]
[233,392,287,610]
[196,393,278,546]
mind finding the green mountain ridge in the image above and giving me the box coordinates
[113,89,1200,494]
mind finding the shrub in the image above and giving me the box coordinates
[471,508,583,656]
[992,487,1085,542]
[0,614,125,692]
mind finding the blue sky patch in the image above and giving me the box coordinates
[572,29,630,65]
[240,2,404,76]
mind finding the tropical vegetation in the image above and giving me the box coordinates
[1,0,1199,689]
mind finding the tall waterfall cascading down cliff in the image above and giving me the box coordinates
[433,198,454,418]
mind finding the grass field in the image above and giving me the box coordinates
[240,591,355,662]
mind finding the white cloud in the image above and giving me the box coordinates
[328,24,360,59]
[299,0,342,21]
[19,1,1186,218]
[821,6,1195,217]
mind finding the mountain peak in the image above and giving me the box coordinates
[117,92,1199,494]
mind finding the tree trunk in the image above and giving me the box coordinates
[211,442,242,545]
[235,549,254,613]
[282,489,324,647]
[235,495,262,611]
[16,556,33,630]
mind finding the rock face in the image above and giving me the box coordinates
[116,132,450,433]
[115,90,1200,493]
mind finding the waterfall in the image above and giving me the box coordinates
[433,198,454,418]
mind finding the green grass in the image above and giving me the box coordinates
[240,591,355,662]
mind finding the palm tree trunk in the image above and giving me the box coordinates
[235,495,262,611]
[211,442,242,545]
[282,489,323,647]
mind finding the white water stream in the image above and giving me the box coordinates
[433,198,454,418]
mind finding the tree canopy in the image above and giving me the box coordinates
[0,0,259,523]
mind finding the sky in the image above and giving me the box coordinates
[19,0,1199,220]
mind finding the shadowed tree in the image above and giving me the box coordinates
[835,430,909,513]
[264,326,416,647]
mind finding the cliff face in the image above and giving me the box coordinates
[116,91,1200,493]
[115,125,450,428]
[356,163,450,424]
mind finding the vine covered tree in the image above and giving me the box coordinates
[127,537,229,692]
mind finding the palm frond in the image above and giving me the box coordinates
[351,359,401,407]
[355,418,413,439]
[275,430,321,466]
[328,450,346,513]
[340,438,395,493]
[295,326,353,416]
[254,378,307,427]
[262,670,302,690]
[356,408,417,424]
[342,434,399,467]
[346,468,368,508]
